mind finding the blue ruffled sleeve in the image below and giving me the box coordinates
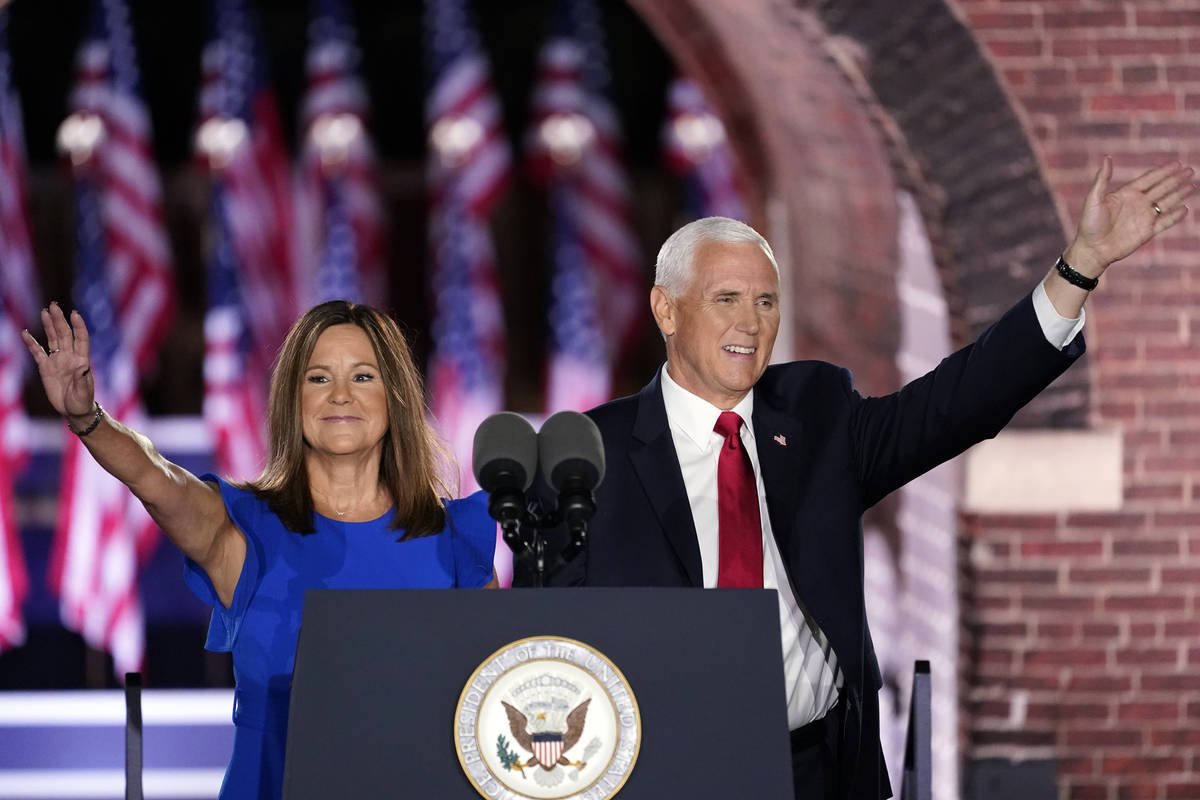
[183,475,268,652]
[447,490,497,588]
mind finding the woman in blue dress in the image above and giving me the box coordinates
[24,300,498,800]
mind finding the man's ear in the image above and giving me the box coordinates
[650,285,676,336]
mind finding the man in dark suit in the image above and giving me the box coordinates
[549,158,1195,799]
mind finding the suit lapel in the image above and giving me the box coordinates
[629,374,703,586]
[752,390,805,556]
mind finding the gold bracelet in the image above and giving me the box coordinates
[67,403,105,436]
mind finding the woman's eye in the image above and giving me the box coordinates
[307,375,328,384]
[353,373,375,382]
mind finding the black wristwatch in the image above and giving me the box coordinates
[1054,255,1099,291]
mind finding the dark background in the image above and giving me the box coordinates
[8,0,675,168]
[10,0,681,418]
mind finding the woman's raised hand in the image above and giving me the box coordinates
[21,303,96,420]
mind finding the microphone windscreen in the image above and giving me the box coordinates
[472,412,537,492]
[538,411,606,492]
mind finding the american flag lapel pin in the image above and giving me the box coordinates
[773,434,787,446]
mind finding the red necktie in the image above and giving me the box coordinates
[714,411,763,588]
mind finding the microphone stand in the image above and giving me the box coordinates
[502,494,591,588]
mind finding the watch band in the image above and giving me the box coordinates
[1055,255,1099,291]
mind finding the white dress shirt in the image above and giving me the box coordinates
[1032,280,1085,350]
[657,281,1081,731]
[660,367,843,729]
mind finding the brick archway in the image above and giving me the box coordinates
[630,0,904,396]
[628,0,1090,424]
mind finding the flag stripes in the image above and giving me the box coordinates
[0,7,34,652]
[297,0,387,307]
[424,0,512,493]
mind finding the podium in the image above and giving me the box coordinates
[282,587,793,799]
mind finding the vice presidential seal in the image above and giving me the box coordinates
[454,636,641,800]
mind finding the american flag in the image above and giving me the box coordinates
[0,10,38,327]
[67,0,174,376]
[311,180,362,304]
[425,0,511,219]
[204,187,267,481]
[296,0,387,307]
[198,0,297,371]
[51,172,155,677]
[0,305,29,652]
[544,185,610,412]
[662,76,747,221]
[427,191,506,493]
[424,0,511,493]
[526,0,643,365]
[0,8,34,652]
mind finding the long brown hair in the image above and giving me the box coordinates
[243,300,452,539]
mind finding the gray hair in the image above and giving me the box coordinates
[654,216,780,297]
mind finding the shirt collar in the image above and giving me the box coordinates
[659,364,756,451]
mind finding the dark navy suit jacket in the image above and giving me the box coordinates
[548,293,1084,798]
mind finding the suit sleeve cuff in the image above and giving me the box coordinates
[1033,281,1085,350]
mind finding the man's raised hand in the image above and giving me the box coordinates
[1066,157,1195,276]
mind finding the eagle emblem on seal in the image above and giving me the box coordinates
[500,698,592,773]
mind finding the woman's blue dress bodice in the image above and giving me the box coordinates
[184,477,496,800]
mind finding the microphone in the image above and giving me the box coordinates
[538,411,605,563]
[472,412,537,533]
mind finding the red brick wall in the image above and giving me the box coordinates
[957,3,1200,798]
